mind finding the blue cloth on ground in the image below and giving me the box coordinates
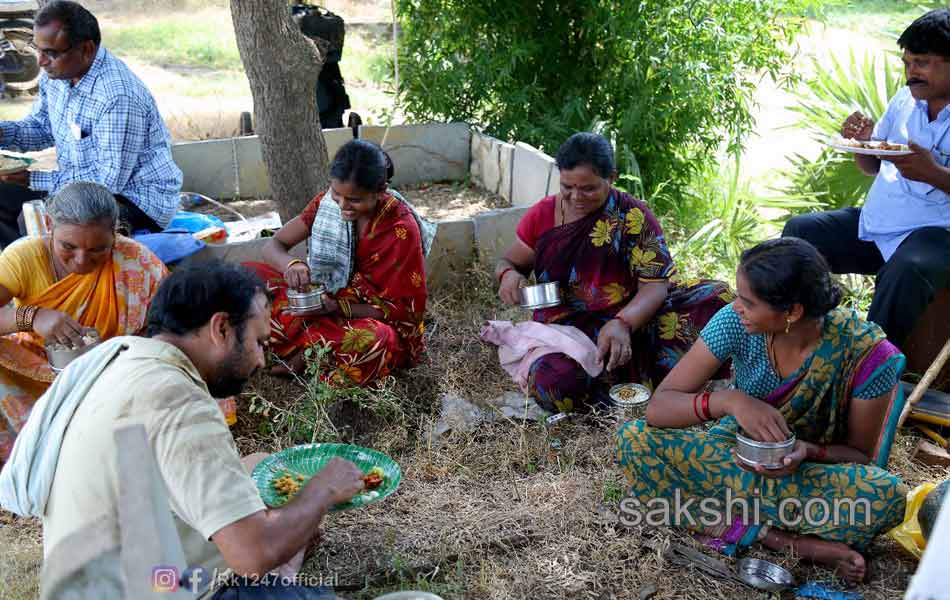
[167,210,226,234]
[133,228,206,264]
[795,582,864,600]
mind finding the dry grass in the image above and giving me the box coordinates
[0,269,942,598]
[229,270,933,599]
[0,513,42,600]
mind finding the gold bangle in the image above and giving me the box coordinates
[26,305,39,331]
[338,298,352,319]
[16,304,37,332]
[285,258,305,272]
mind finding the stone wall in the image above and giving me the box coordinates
[178,125,550,291]
[469,132,558,207]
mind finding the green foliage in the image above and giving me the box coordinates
[106,16,243,71]
[248,344,407,446]
[781,50,903,211]
[395,0,813,210]
[664,156,822,283]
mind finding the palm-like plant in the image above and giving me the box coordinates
[781,49,904,210]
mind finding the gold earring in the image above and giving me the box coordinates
[785,318,791,334]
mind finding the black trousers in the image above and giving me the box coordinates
[782,207,950,348]
[0,182,162,248]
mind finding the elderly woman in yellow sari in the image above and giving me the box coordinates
[0,182,167,464]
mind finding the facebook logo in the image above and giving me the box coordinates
[180,566,212,595]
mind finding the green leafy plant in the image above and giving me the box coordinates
[669,156,823,282]
[780,49,903,211]
[395,0,815,211]
[248,344,407,445]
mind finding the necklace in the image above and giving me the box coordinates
[766,320,824,381]
[766,333,784,379]
[45,237,63,282]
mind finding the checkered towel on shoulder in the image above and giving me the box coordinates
[308,188,436,293]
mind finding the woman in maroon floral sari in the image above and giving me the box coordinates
[496,133,732,413]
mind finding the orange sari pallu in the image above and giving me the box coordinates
[0,236,167,463]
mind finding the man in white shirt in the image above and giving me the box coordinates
[783,9,950,348]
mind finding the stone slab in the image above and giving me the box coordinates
[469,131,493,192]
[176,129,354,201]
[473,206,530,267]
[425,218,475,291]
[498,141,515,203]
[511,142,556,207]
[172,139,239,200]
[359,123,470,186]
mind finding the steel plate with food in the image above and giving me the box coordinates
[609,383,651,407]
[46,328,101,373]
[829,137,913,156]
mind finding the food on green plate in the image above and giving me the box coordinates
[271,465,385,503]
[362,466,385,490]
[272,471,304,500]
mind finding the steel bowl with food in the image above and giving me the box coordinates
[520,282,561,310]
[736,558,794,592]
[46,328,101,373]
[735,429,796,470]
[287,284,327,313]
[609,383,651,407]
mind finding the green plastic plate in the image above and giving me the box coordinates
[252,443,401,511]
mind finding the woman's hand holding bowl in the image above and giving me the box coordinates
[498,269,527,306]
[285,261,311,292]
[34,308,86,348]
[728,392,792,443]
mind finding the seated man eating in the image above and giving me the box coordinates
[0,261,365,598]
[0,1,182,246]
[783,8,950,348]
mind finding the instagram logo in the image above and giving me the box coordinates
[151,566,179,592]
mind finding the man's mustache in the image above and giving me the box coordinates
[907,79,927,86]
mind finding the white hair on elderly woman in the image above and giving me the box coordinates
[46,181,118,230]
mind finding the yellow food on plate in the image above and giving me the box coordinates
[272,472,303,500]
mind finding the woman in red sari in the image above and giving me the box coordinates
[246,140,428,385]
[496,133,731,413]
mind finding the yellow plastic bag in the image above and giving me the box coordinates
[887,482,937,559]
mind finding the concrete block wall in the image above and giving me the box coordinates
[469,133,557,207]
[183,124,555,291]
[359,123,471,188]
[171,128,353,200]
[173,123,472,199]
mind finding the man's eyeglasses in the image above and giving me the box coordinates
[27,41,74,61]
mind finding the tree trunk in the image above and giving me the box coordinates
[230,0,329,221]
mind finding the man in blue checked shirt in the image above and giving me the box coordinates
[0,0,182,247]
[784,9,950,349]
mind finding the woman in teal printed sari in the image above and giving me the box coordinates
[616,238,907,584]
